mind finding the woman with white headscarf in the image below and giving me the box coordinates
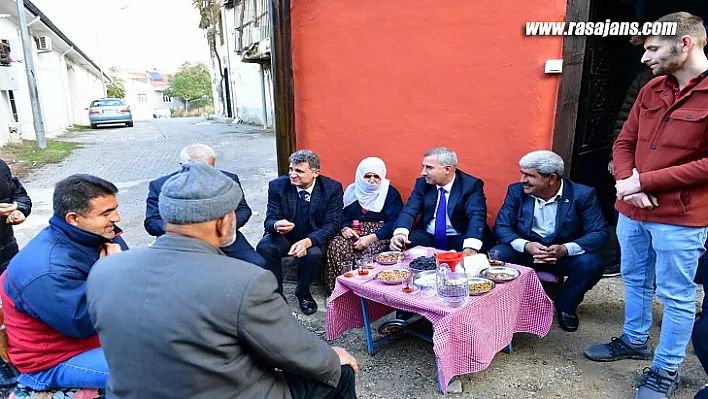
[324,157,403,293]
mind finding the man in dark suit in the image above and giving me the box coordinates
[257,150,343,315]
[492,150,609,332]
[144,144,266,268]
[390,147,493,254]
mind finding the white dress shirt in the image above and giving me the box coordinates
[510,180,584,256]
[296,177,316,199]
[394,175,483,251]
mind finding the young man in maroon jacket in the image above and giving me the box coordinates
[584,12,708,399]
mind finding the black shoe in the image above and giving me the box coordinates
[297,294,318,316]
[584,334,652,362]
[602,262,621,277]
[557,310,579,332]
[0,361,18,388]
[636,366,680,399]
[395,310,414,320]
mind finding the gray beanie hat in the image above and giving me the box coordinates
[159,161,243,224]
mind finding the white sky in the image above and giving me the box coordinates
[31,0,213,73]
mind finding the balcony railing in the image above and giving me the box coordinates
[234,0,270,57]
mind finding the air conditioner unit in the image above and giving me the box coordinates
[36,36,52,52]
[7,122,21,143]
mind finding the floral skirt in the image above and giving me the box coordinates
[10,384,105,398]
[324,221,389,294]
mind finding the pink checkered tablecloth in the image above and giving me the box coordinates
[326,250,554,393]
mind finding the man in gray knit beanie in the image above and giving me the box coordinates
[159,161,242,247]
[87,161,359,399]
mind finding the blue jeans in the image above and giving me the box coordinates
[617,214,708,372]
[17,348,108,390]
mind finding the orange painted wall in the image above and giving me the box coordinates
[291,0,567,223]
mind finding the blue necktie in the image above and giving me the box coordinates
[434,188,447,250]
[299,191,311,202]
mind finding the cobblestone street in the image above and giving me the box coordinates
[13,118,277,249]
[8,118,708,398]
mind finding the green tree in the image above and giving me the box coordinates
[165,62,212,111]
[106,66,125,99]
[192,0,224,109]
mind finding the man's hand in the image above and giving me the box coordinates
[389,234,410,251]
[274,219,295,235]
[462,247,478,256]
[524,242,556,264]
[623,192,659,209]
[341,227,359,239]
[332,347,359,373]
[524,242,548,256]
[0,202,17,217]
[543,244,568,262]
[5,210,25,225]
[99,243,123,259]
[616,168,642,199]
[288,238,312,258]
[353,234,377,251]
[607,160,614,175]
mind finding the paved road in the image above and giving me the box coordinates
[14,118,277,249]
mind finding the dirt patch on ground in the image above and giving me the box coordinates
[0,140,80,180]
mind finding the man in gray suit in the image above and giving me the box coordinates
[86,162,358,398]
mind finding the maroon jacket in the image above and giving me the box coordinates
[613,73,708,227]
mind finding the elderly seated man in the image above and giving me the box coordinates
[88,162,357,398]
[145,144,266,267]
[492,150,609,332]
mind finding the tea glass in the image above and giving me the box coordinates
[341,260,354,278]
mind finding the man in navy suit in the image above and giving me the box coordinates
[144,144,266,267]
[492,150,608,332]
[257,150,343,316]
[390,147,493,254]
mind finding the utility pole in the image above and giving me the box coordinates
[93,23,106,97]
[15,0,46,149]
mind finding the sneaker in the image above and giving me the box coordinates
[584,335,653,362]
[603,262,621,277]
[0,361,18,388]
[636,367,680,399]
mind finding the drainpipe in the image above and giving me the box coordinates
[259,63,268,129]
[270,0,296,176]
[60,47,74,125]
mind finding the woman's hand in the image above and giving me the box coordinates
[353,234,377,251]
[341,227,359,239]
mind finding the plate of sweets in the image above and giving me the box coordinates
[375,251,405,265]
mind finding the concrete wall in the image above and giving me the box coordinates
[290,0,566,223]
[220,6,274,126]
[232,61,274,126]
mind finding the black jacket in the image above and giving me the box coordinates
[610,67,654,159]
[0,160,31,250]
